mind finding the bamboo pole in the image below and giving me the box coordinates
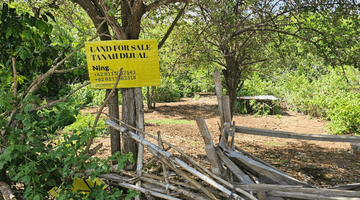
[157,132,170,195]
[147,147,218,200]
[140,176,209,200]
[142,173,198,190]
[135,87,145,200]
[118,182,183,200]
[106,118,257,200]
[106,119,247,200]
[195,118,222,176]
[215,147,254,184]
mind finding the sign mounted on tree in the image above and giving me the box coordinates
[85,40,160,89]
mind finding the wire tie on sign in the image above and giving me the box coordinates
[165,183,171,191]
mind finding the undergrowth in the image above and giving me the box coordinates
[240,65,360,135]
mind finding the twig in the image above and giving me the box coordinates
[54,64,86,73]
[33,82,90,111]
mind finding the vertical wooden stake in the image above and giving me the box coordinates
[134,87,144,200]
[108,89,120,164]
[195,118,222,176]
[214,71,224,126]
[157,131,170,195]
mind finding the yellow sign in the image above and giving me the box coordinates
[85,40,160,89]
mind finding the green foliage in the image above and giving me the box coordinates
[243,65,360,135]
[67,82,122,107]
[0,4,134,199]
[62,112,108,135]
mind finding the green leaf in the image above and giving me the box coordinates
[33,194,43,200]
[45,12,55,22]
[22,175,31,185]
[24,104,32,113]
[5,28,12,39]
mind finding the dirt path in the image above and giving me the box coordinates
[89,96,359,188]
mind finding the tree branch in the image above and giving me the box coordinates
[54,64,86,73]
[145,0,191,12]
[158,3,188,49]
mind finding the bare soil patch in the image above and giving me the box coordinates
[89,95,360,188]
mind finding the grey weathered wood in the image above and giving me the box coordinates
[134,87,144,200]
[233,183,360,199]
[229,122,236,151]
[0,182,16,200]
[106,119,251,200]
[222,96,232,123]
[215,147,254,184]
[328,183,360,191]
[121,88,137,170]
[195,118,222,176]
[235,126,360,143]
[235,145,280,173]
[223,148,310,187]
[107,89,120,161]
[213,71,224,125]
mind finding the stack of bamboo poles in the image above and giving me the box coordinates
[102,71,360,200]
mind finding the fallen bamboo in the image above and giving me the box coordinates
[117,182,183,200]
[106,119,257,200]
[235,145,280,173]
[195,118,222,176]
[158,132,170,195]
[235,183,360,199]
[142,173,198,190]
[215,147,254,184]
[135,87,145,200]
[235,126,360,143]
[140,176,209,200]
[223,148,309,186]
[142,183,180,197]
[148,147,218,200]
[106,119,247,200]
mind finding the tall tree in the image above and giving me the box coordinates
[73,0,190,170]
[196,0,360,119]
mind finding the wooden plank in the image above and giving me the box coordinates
[233,184,360,200]
[215,147,254,184]
[235,145,280,173]
[195,118,222,176]
[223,149,310,187]
[237,95,278,101]
[235,126,360,143]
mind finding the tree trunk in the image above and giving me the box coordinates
[74,0,121,157]
[222,54,241,120]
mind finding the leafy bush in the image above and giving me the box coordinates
[67,82,122,107]
[62,112,108,135]
[242,65,360,135]
[0,4,134,199]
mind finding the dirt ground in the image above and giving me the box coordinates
[89,95,360,188]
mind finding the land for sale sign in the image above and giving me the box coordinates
[85,39,160,89]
